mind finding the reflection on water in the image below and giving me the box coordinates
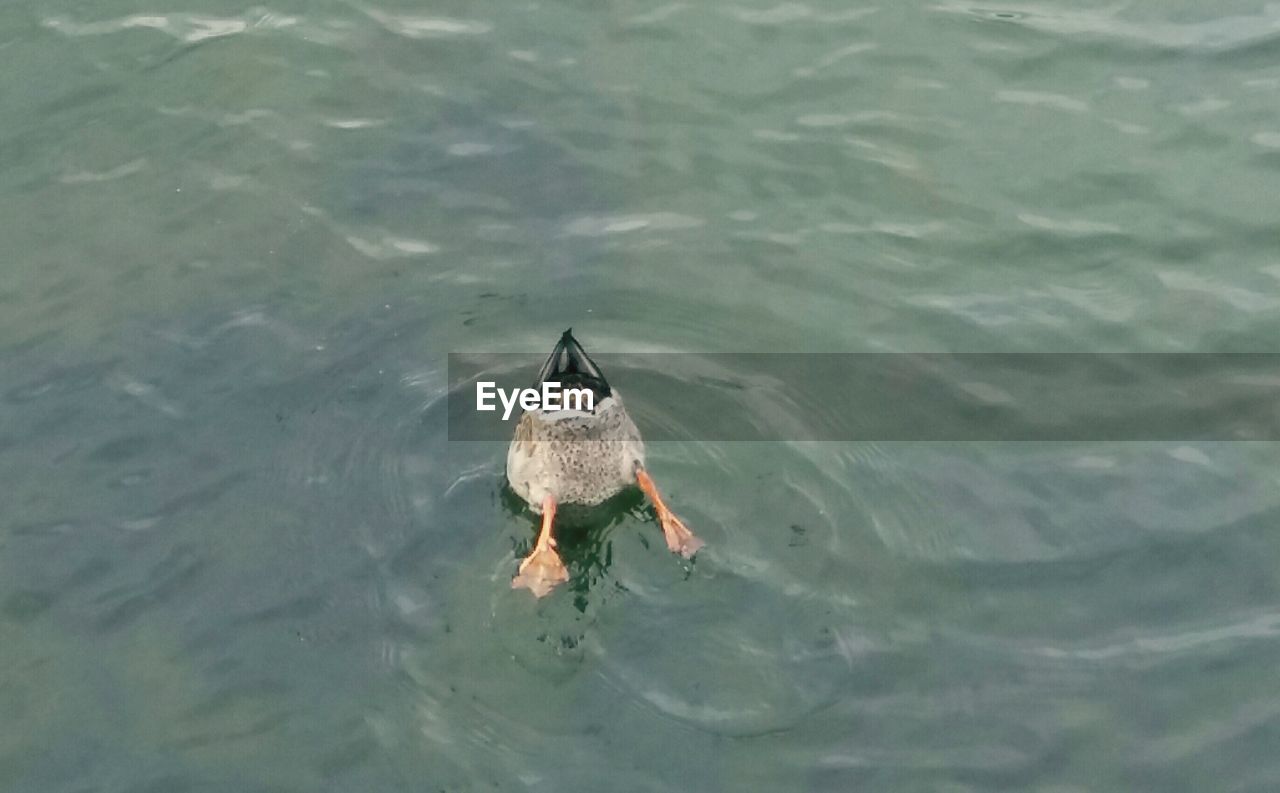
[3,0,1280,790]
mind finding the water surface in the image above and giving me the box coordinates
[3,0,1280,790]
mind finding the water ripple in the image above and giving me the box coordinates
[59,158,148,185]
[996,89,1089,113]
[1033,609,1280,663]
[936,2,1280,54]
[562,212,705,237]
[362,7,492,38]
[42,12,298,43]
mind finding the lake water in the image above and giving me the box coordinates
[3,1,1280,790]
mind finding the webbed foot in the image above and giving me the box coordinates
[636,468,705,559]
[512,494,569,598]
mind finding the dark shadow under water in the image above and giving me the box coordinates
[501,482,661,613]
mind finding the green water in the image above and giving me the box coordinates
[3,0,1280,790]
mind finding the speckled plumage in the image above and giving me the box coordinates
[506,392,646,511]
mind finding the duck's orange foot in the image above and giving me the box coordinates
[636,468,705,559]
[512,543,569,598]
[659,510,704,559]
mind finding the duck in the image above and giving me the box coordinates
[507,329,704,597]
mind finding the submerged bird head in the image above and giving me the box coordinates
[534,328,611,408]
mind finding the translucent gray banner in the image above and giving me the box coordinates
[447,353,1280,441]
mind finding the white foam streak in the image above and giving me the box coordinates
[43,12,298,43]
[363,7,491,38]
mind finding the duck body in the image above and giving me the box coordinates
[506,329,704,597]
[506,390,645,510]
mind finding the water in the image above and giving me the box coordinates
[3,0,1280,790]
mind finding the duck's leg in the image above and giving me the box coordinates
[636,468,705,559]
[512,494,569,598]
